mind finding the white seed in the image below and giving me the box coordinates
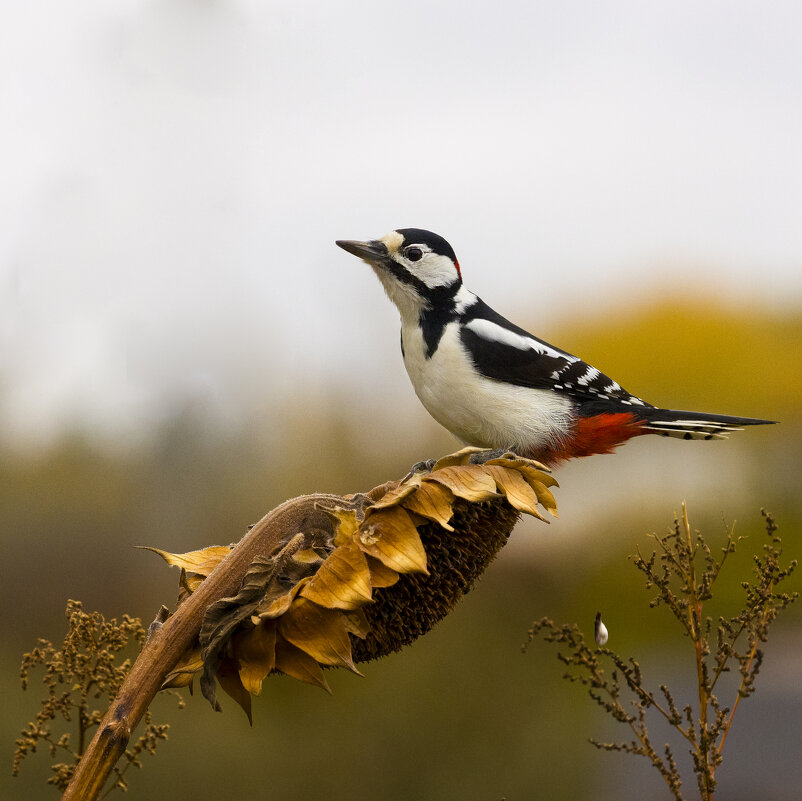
[594,611,609,646]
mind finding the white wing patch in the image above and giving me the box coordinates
[464,318,577,362]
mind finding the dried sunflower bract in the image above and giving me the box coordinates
[150,449,558,718]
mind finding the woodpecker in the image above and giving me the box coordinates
[336,229,774,467]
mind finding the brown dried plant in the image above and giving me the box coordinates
[150,448,558,717]
[13,448,556,800]
[523,506,798,801]
[12,600,181,795]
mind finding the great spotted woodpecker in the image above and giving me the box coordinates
[336,228,774,467]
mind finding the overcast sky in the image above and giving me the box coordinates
[2,0,801,444]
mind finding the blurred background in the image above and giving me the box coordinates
[2,1,800,799]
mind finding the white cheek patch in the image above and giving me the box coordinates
[378,231,459,290]
[410,253,460,288]
[465,318,577,362]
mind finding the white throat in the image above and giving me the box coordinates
[371,265,428,324]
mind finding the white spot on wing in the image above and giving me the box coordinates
[577,366,601,386]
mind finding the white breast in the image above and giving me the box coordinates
[400,321,575,453]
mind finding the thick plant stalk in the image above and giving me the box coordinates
[61,490,365,801]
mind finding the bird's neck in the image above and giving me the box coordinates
[372,266,423,323]
[372,264,467,327]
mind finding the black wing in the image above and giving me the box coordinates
[458,298,652,413]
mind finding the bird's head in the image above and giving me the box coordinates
[337,228,462,318]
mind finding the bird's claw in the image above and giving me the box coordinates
[402,458,436,482]
[469,447,517,465]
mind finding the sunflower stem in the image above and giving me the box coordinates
[61,490,374,801]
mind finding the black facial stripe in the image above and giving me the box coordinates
[382,260,429,299]
[384,255,462,304]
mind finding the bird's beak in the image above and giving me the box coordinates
[335,239,389,263]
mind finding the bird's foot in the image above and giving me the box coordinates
[468,447,517,465]
[402,458,436,483]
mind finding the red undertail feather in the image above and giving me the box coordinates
[538,413,647,466]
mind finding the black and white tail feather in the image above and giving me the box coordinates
[638,409,771,441]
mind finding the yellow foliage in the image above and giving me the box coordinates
[547,299,800,421]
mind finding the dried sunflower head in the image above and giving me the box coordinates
[151,449,558,719]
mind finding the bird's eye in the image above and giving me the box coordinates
[405,247,423,262]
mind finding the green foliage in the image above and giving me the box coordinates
[12,601,179,795]
[524,507,798,801]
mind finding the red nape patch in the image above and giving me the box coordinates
[454,258,461,277]
[545,413,647,465]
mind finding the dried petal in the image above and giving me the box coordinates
[526,480,558,517]
[274,638,331,693]
[369,481,418,510]
[485,457,559,488]
[301,541,373,610]
[432,447,487,469]
[253,577,310,620]
[279,597,362,673]
[425,465,499,502]
[341,608,371,639]
[233,622,277,696]
[484,465,546,520]
[161,647,203,690]
[484,459,559,516]
[401,480,455,531]
[182,572,205,593]
[318,505,361,547]
[293,548,325,565]
[141,545,231,576]
[217,658,253,724]
[366,555,400,588]
[357,506,428,574]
